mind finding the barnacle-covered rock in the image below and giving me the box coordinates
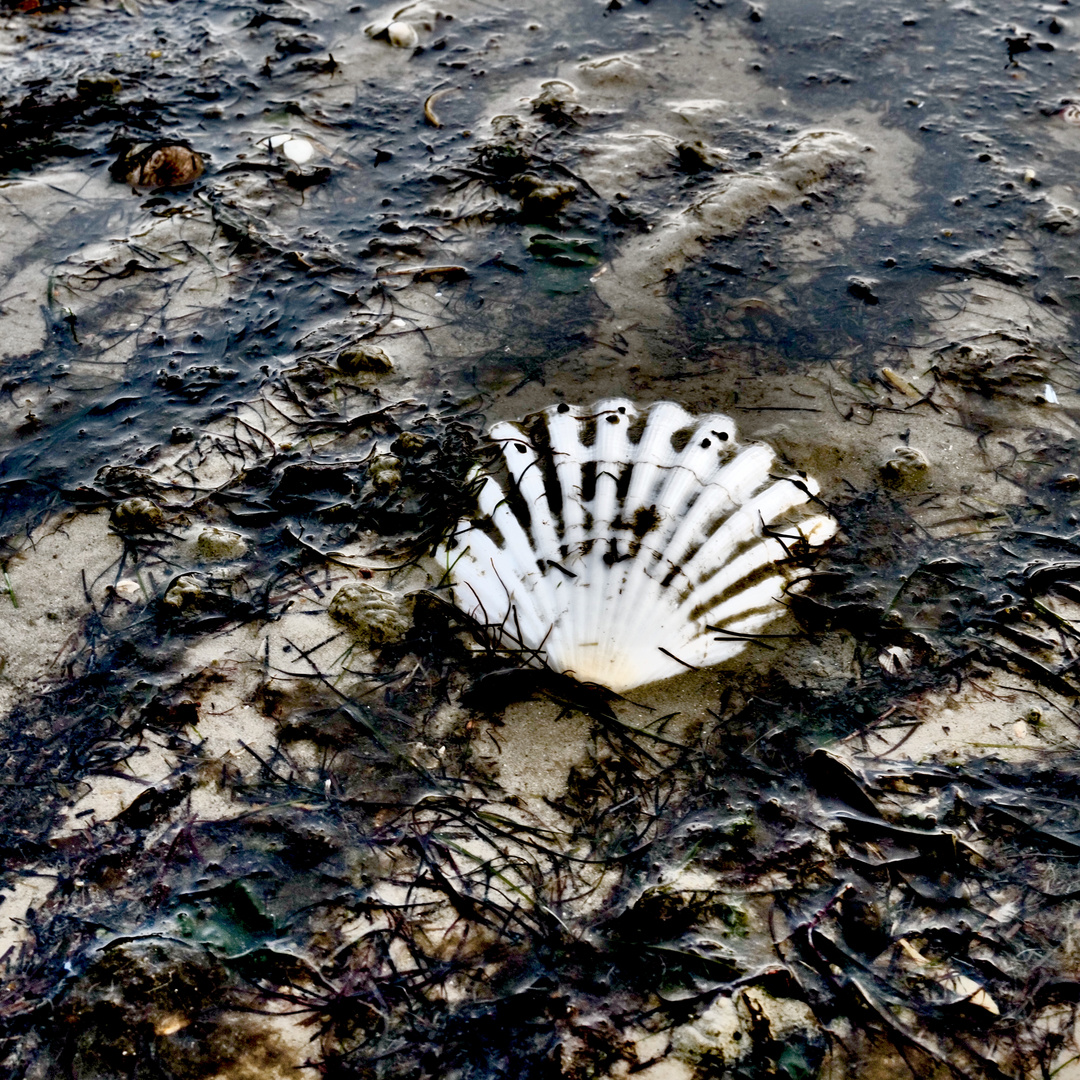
[195,527,248,563]
[879,447,930,493]
[162,574,215,613]
[337,344,394,376]
[328,582,412,646]
[111,497,164,534]
[113,141,204,189]
[518,176,576,218]
[391,431,430,458]
[369,455,402,494]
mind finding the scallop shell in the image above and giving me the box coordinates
[440,399,837,692]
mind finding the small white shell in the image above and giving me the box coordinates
[387,20,419,48]
[440,399,837,691]
[268,134,315,165]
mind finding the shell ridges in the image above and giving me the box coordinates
[441,400,836,691]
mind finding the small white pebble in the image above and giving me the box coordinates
[1043,383,1059,404]
[387,20,418,48]
[114,579,141,599]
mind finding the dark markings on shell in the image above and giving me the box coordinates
[441,399,837,690]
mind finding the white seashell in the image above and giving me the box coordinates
[267,134,315,165]
[878,645,912,675]
[387,20,419,48]
[440,400,837,692]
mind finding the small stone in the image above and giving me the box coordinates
[111,497,164,534]
[369,455,402,494]
[194,527,248,562]
[879,447,930,493]
[847,276,880,305]
[337,344,394,375]
[328,582,412,646]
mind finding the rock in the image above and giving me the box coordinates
[328,582,412,646]
[847,276,880,304]
[369,455,402,494]
[194,527,248,563]
[110,497,164,534]
[879,447,930,493]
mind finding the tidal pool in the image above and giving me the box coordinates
[3,0,1080,1077]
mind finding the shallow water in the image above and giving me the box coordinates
[5,1,1080,1078]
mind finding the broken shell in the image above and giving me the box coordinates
[113,578,142,600]
[440,399,837,692]
[337,344,394,375]
[111,497,164,534]
[194,527,248,563]
[329,582,412,646]
[939,974,1000,1016]
[387,21,419,48]
[879,447,930,493]
[369,455,403,494]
